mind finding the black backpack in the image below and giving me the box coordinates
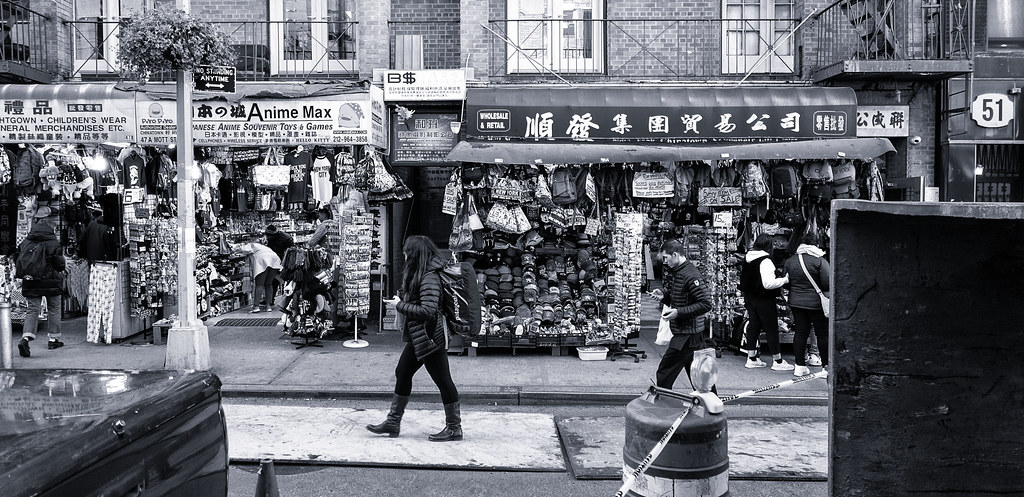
[16,239,52,280]
[437,262,482,339]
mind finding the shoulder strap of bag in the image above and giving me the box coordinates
[798,254,823,296]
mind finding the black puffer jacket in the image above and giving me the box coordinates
[397,256,448,360]
[660,259,712,350]
[17,223,66,297]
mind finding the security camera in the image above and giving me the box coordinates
[910,136,922,145]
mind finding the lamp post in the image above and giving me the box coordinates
[165,0,210,370]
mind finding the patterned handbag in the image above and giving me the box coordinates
[252,147,289,188]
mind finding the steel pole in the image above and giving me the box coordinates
[0,302,11,368]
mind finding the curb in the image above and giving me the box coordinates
[221,385,829,407]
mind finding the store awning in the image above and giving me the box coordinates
[466,86,859,141]
[445,137,896,164]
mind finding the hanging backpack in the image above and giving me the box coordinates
[802,160,833,183]
[669,162,695,206]
[550,166,578,205]
[832,160,860,199]
[771,162,800,200]
[14,146,42,191]
[438,261,482,339]
[741,161,769,199]
[711,163,739,187]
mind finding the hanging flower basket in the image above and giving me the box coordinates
[116,6,234,79]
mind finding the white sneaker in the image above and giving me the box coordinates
[793,365,811,377]
[807,354,822,366]
[771,359,795,371]
[745,357,767,368]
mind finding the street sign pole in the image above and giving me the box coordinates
[166,0,210,370]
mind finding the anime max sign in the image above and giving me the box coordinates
[465,87,858,142]
[135,85,387,148]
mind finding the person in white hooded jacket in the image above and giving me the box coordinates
[738,234,793,371]
[783,232,832,378]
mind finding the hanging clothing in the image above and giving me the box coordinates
[310,155,333,207]
[66,258,91,308]
[86,262,117,344]
[285,149,311,205]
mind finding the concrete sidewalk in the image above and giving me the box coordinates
[5,300,829,405]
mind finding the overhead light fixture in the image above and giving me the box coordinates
[975,165,984,176]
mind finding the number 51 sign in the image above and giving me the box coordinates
[971,93,1015,128]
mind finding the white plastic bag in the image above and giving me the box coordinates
[655,305,673,345]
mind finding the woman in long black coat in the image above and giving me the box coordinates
[368,235,462,441]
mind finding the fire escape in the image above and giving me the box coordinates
[810,0,973,83]
[0,1,53,83]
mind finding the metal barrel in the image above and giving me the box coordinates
[623,391,729,496]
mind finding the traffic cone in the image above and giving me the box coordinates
[254,459,280,497]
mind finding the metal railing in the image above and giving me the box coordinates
[65,19,359,81]
[0,1,53,72]
[812,0,972,67]
[486,17,804,81]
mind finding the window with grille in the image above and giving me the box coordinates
[976,144,1023,202]
[506,0,603,74]
[722,0,796,75]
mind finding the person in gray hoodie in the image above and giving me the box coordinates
[738,233,792,371]
[783,232,831,378]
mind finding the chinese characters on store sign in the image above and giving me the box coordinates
[0,99,134,143]
[476,106,850,141]
[391,113,459,164]
[855,106,909,137]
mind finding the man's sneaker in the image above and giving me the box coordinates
[745,357,767,368]
[807,353,822,366]
[771,360,796,371]
[17,338,30,358]
[793,365,812,377]
[47,339,64,350]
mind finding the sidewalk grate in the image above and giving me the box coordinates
[215,318,282,327]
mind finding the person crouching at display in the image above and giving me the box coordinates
[370,235,462,441]
[233,242,283,313]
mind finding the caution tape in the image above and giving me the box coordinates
[613,404,693,497]
[720,370,828,403]
[614,370,827,496]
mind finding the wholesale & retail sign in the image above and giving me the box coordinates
[135,85,387,147]
[0,84,137,144]
[466,87,858,142]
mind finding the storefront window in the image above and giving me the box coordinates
[506,0,603,74]
[270,0,357,76]
[722,0,795,75]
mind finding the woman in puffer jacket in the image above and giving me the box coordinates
[369,235,462,441]
[783,231,832,378]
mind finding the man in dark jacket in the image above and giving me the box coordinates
[16,210,67,357]
[264,224,293,260]
[650,239,713,390]
[79,208,115,262]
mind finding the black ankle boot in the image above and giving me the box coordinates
[366,394,409,438]
[428,401,463,442]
